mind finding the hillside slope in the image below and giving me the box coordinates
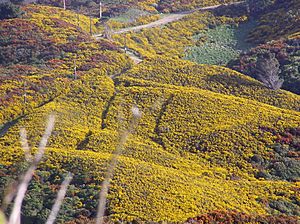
[1,59,300,222]
[0,3,299,224]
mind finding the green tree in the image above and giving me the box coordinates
[0,2,23,20]
[282,57,300,94]
[246,0,275,14]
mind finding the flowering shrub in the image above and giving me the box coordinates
[1,54,300,221]
[117,57,300,112]
[252,127,300,182]
[247,0,300,44]
[0,3,300,223]
[0,4,131,126]
[186,210,300,223]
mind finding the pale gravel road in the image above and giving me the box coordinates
[93,2,243,37]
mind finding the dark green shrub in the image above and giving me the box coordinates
[0,2,23,20]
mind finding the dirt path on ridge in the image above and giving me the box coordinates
[93,2,243,37]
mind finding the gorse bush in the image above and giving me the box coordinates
[1,54,300,221]
[0,2,300,223]
[187,210,299,223]
[117,57,300,111]
[0,5,131,126]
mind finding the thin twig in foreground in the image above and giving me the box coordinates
[8,114,55,224]
[46,173,73,224]
[19,128,32,162]
[96,106,141,224]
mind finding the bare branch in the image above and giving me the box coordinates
[19,128,32,162]
[46,173,73,224]
[8,114,55,224]
[96,106,141,224]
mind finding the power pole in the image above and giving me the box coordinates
[124,33,127,53]
[63,0,66,10]
[99,1,102,19]
[23,81,27,104]
[74,60,77,80]
[104,24,112,40]
[90,16,92,35]
[77,13,80,27]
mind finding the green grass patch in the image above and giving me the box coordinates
[110,8,151,23]
[184,21,257,65]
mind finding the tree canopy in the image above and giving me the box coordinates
[0,2,23,20]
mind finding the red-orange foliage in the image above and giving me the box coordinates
[186,210,299,224]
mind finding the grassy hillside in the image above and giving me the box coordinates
[184,22,256,65]
[0,3,299,224]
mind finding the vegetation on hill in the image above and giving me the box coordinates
[106,9,161,30]
[187,210,300,224]
[0,5,131,126]
[0,1,23,20]
[225,0,300,94]
[184,22,255,65]
[229,37,300,94]
[252,127,300,182]
[1,57,300,221]
[155,0,239,13]
[112,11,247,59]
[35,0,239,16]
[1,37,300,223]
[117,57,300,111]
[0,1,299,223]
[247,0,300,44]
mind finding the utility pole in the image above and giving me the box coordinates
[89,16,92,35]
[246,1,250,15]
[63,0,66,10]
[74,60,77,80]
[77,13,80,27]
[23,81,27,104]
[124,33,127,53]
[99,1,103,19]
[104,24,112,40]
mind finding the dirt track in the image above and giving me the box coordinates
[93,2,243,37]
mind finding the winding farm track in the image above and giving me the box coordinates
[94,1,243,65]
[93,1,243,37]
